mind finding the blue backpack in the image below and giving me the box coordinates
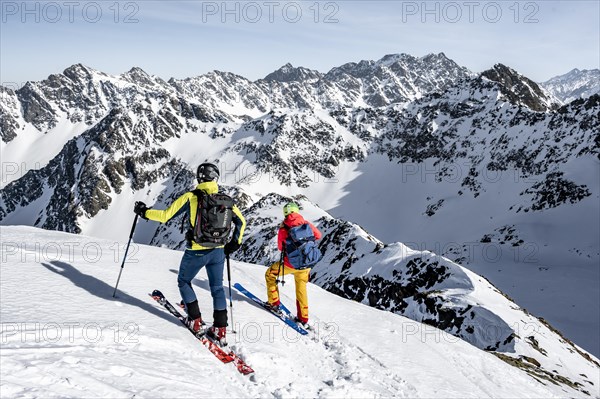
[284,224,322,269]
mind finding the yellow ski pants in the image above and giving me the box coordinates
[265,261,310,322]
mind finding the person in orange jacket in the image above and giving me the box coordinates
[265,202,322,326]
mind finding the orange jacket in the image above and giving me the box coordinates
[277,213,322,268]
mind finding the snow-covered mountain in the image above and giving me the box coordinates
[1,226,598,398]
[482,64,561,111]
[541,68,600,104]
[1,53,598,368]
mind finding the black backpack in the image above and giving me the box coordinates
[191,189,234,247]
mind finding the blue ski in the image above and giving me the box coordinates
[233,283,308,335]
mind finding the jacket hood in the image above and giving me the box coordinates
[283,213,306,227]
[196,181,218,194]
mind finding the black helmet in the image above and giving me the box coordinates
[197,162,219,183]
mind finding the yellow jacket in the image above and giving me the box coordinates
[145,181,246,250]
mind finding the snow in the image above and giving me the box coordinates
[0,116,89,188]
[1,226,589,398]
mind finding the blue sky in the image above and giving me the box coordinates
[1,0,599,85]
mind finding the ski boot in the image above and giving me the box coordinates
[265,302,284,317]
[294,316,311,330]
[206,326,227,347]
[184,316,206,337]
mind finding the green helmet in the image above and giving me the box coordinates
[283,202,300,217]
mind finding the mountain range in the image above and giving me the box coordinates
[541,68,600,104]
[1,53,599,394]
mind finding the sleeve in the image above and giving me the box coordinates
[230,205,247,245]
[309,222,322,240]
[145,192,192,224]
[277,224,287,251]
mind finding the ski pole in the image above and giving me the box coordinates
[281,251,286,286]
[112,214,139,298]
[277,251,286,287]
[226,254,236,333]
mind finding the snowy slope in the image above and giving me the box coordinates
[1,226,596,398]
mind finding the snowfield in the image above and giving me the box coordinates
[1,226,597,398]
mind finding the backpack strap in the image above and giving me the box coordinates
[189,189,205,232]
[282,223,296,242]
[191,188,204,199]
[281,223,294,256]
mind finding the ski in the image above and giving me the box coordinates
[149,290,254,375]
[233,283,309,335]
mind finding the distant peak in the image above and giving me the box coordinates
[62,63,96,81]
[556,68,584,80]
[126,66,149,76]
[490,63,518,74]
[376,52,454,68]
[544,67,600,84]
[263,63,322,83]
[481,63,529,85]
[376,53,411,66]
[64,63,93,74]
[120,66,157,85]
[481,63,556,111]
[482,63,527,82]
[207,70,245,79]
[380,53,407,61]
[422,52,449,61]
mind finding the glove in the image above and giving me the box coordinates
[224,240,241,255]
[134,201,149,220]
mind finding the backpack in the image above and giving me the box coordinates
[191,189,234,248]
[284,223,322,269]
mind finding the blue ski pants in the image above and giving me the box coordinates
[178,248,226,311]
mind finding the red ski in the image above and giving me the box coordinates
[149,290,254,375]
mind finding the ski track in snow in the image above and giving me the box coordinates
[225,270,417,398]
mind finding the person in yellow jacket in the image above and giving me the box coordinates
[265,202,322,327]
[134,163,245,346]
